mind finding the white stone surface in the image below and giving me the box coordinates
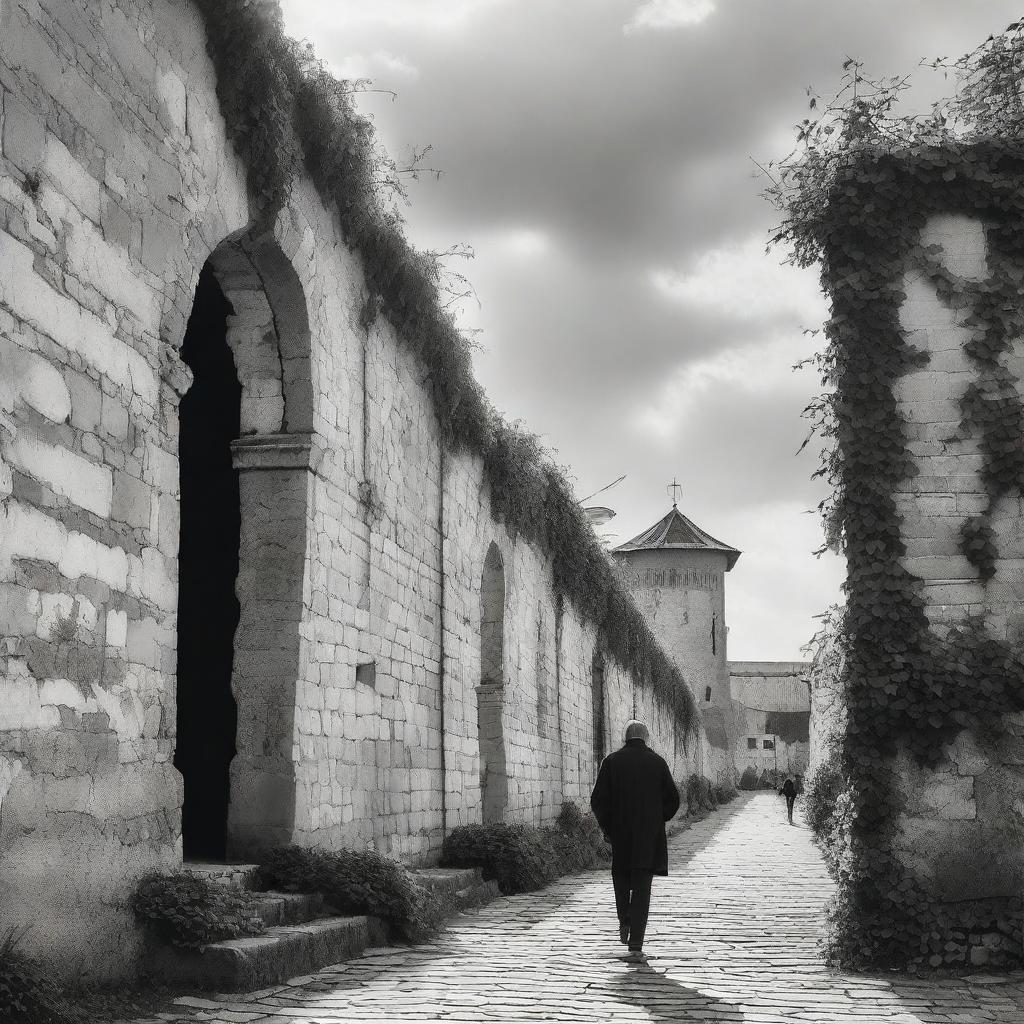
[10,433,113,517]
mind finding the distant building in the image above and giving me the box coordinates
[730,662,811,779]
[613,502,741,782]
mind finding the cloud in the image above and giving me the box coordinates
[333,50,419,81]
[274,0,1024,661]
[651,234,827,326]
[625,0,717,32]
[493,227,553,257]
[281,0,505,34]
[630,331,811,441]
[714,500,846,660]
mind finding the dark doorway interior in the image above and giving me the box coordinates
[174,264,241,861]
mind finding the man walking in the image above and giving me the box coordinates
[781,775,797,824]
[590,720,681,963]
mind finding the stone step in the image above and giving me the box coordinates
[249,890,325,927]
[149,914,390,991]
[153,863,502,989]
[413,866,502,911]
[412,866,484,895]
[182,861,261,890]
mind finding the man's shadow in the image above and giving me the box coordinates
[610,961,742,1022]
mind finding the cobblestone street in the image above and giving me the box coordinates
[114,793,1024,1023]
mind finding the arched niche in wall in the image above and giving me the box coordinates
[477,541,508,823]
[591,649,606,767]
[173,227,315,861]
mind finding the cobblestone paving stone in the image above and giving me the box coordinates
[117,793,1024,1023]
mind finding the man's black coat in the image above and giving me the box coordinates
[590,739,681,875]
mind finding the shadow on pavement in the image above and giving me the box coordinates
[610,961,743,1022]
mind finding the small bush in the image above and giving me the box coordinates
[258,846,440,943]
[131,873,265,950]
[685,774,717,815]
[713,783,736,805]
[738,766,760,791]
[548,801,612,873]
[441,822,559,894]
[0,928,68,1024]
[441,803,609,895]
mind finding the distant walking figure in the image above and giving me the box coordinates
[590,720,681,963]
[781,776,797,824]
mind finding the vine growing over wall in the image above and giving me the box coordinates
[191,0,697,735]
[770,28,1024,968]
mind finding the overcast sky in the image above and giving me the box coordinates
[278,0,1021,661]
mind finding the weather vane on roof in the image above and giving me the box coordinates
[667,478,682,508]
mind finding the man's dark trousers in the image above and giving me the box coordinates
[612,869,654,947]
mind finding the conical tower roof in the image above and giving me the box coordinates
[612,505,741,571]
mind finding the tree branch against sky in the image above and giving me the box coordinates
[278,0,1023,660]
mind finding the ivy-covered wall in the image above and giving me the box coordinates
[773,27,1024,970]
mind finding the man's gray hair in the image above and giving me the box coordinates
[623,720,649,743]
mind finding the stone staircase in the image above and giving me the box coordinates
[147,861,500,991]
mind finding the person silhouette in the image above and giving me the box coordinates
[590,720,681,963]
[780,775,797,824]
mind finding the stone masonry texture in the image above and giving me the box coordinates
[892,213,1024,907]
[0,0,711,980]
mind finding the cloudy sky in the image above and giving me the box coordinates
[278,0,1021,661]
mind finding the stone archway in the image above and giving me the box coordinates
[477,542,508,823]
[174,228,314,860]
[591,649,606,767]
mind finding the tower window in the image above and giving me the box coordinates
[704,686,712,702]
[747,738,757,750]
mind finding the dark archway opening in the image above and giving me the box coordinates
[174,264,241,861]
[478,542,507,824]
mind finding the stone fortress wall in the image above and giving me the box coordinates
[0,0,707,979]
[889,212,1024,906]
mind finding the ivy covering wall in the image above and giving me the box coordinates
[188,1,698,734]
[770,27,1024,968]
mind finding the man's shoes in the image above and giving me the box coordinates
[619,924,630,945]
[622,948,647,964]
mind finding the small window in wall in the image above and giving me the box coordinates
[711,614,717,655]
[704,686,712,703]
[747,737,757,750]
[763,738,775,751]
[356,662,376,687]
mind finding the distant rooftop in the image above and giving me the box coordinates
[583,506,616,528]
[612,505,741,571]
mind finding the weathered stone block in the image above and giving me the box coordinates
[111,469,150,530]
[11,433,112,518]
[1,93,44,172]
[920,214,988,282]
[101,392,129,442]
[43,134,101,224]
